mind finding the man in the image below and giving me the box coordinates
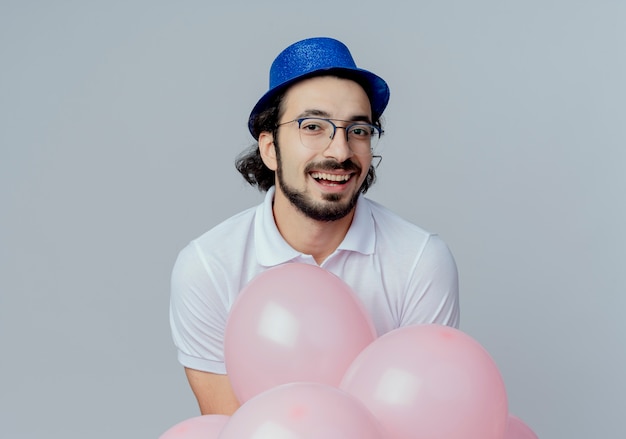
[169,37,460,415]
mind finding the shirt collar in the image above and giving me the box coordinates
[255,186,376,267]
[337,193,376,254]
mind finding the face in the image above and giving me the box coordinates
[264,76,373,222]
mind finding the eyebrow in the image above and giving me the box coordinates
[296,109,372,124]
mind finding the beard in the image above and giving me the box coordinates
[275,146,363,222]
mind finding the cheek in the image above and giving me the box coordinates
[356,157,372,180]
[277,147,307,181]
[282,146,316,173]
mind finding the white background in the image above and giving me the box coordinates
[1,1,624,437]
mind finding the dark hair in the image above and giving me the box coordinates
[235,91,285,192]
[235,75,382,193]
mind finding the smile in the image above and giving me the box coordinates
[310,172,352,185]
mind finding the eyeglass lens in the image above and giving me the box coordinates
[297,118,380,154]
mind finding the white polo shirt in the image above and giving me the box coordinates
[170,187,460,374]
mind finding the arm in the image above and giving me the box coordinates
[184,368,240,415]
[170,245,239,413]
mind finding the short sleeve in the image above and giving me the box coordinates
[400,234,460,328]
[169,242,229,374]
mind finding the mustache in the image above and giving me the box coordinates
[304,159,361,173]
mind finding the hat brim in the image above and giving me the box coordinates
[248,67,390,139]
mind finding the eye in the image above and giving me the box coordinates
[349,124,374,138]
[302,123,321,131]
[299,119,328,135]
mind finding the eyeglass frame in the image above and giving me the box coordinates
[275,117,384,154]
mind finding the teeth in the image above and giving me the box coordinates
[311,172,351,182]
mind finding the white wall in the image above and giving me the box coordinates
[1,1,624,437]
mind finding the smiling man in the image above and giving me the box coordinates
[169,37,460,415]
[260,75,376,262]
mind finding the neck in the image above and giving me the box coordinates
[272,189,355,265]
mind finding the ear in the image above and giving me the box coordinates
[258,131,278,171]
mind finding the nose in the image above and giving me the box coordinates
[323,126,354,162]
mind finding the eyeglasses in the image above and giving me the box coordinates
[276,117,383,155]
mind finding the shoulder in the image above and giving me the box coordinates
[363,197,432,240]
[362,197,455,262]
[173,205,258,277]
[192,205,257,249]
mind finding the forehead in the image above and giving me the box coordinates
[281,75,372,119]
